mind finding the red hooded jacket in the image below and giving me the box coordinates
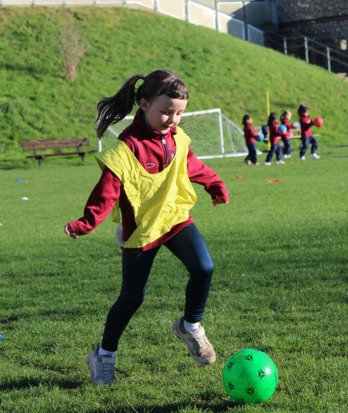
[268,121,281,144]
[243,124,259,144]
[68,110,229,252]
[300,115,314,138]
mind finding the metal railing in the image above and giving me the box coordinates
[266,30,348,74]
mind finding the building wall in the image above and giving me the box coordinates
[218,1,272,25]
[275,0,348,22]
[274,0,348,48]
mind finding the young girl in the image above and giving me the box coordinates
[64,70,229,385]
[297,105,320,160]
[264,112,284,165]
[242,114,260,165]
[280,110,297,158]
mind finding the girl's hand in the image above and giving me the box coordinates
[64,224,79,239]
[212,196,228,206]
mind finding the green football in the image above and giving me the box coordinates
[222,348,278,404]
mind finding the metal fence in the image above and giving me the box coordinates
[247,24,264,46]
[0,0,264,45]
[266,30,348,74]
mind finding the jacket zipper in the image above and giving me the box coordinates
[162,137,169,167]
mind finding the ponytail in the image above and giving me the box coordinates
[96,70,189,139]
[96,74,145,139]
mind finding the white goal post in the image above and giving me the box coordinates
[99,108,247,159]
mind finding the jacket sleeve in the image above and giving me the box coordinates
[250,125,260,138]
[67,167,121,235]
[301,117,313,127]
[187,148,229,202]
[245,125,258,139]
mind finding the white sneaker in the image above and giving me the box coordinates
[264,162,271,166]
[283,155,289,159]
[276,160,285,165]
[300,156,306,161]
[310,153,320,159]
[88,347,116,385]
[172,317,216,365]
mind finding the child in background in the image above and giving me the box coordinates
[261,124,269,143]
[298,105,320,160]
[64,70,229,385]
[264,112,284,166]
[242,114,260,165]
[280,111,297,158]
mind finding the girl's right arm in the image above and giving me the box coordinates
[64,167,121,238]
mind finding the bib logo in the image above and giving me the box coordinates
[146,162,156,169]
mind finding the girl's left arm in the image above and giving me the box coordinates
[187,148,229,205]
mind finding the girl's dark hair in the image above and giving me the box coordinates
[280,111,289,122]
[242,114,251,126]
[297,105,308,116]
[267,112,277,127]
[96,70,189,138]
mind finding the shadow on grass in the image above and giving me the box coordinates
[91,402,237,413]
[0,62,57,78]
[0,380,238,411]
[0,159,31,170]
[0,377,84,391]
[91,390,238,412]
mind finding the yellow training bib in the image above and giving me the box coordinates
[96,127,197,248]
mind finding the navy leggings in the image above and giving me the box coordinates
[101,224,214,351]
[245,142,258,164]
[300,136,318,157]
[281,136,291,156]
[265,142,283,162]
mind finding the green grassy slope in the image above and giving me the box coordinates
[1,6,348,159]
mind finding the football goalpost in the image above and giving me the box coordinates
[99,108,247,159]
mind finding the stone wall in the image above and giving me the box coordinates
[274,0,348,48]
[275,0,348,22]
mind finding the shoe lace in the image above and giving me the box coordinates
[97,359,115,382]
[191,332,210,352]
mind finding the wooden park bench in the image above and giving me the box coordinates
[21,138,96,166]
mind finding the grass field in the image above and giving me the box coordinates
[0,144,347,412]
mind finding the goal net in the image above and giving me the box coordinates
[99,108,247,159]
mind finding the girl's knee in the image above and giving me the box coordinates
[191,259,214,279]
[119,289,145,310]
[204,260,214,276]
